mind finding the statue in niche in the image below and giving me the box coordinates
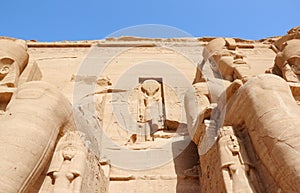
[45,131,87,193]
[136,79,164,141]
[218,126,260,193]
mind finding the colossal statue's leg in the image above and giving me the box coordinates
[0,81,73,193]
[223,74,300,192]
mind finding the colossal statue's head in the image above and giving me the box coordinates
[283,40,300,75]
[276,39,300,76]
[287,26,300,35]
[0,37,29,86]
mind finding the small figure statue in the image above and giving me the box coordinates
[137,79,164,141]
[218,126,259,193]
[45,131,87,193]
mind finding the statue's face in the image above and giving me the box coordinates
[62,146,76,160]
[227,135,240,153]
[0,57,14,80]
[289,57,300,75]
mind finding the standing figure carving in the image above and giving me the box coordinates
[137,79,164,141]
[45,131,87,193]
[219,126,259,193]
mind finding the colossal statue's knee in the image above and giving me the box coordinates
[0,81,73,193]
[224,74,300,192]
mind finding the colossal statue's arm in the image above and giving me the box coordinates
[0,81,74,193]
[222,74,300,192]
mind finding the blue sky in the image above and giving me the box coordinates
[1,0,299,41]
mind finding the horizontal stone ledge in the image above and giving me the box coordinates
[110,174,199,181]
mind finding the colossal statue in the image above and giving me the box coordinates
[187,29,300,193]
[222,74,300,192]
[0,38,108,193]
[0,81,74,193]
[188,74,300,192]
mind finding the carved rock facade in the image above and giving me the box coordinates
[1,26,300,193]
